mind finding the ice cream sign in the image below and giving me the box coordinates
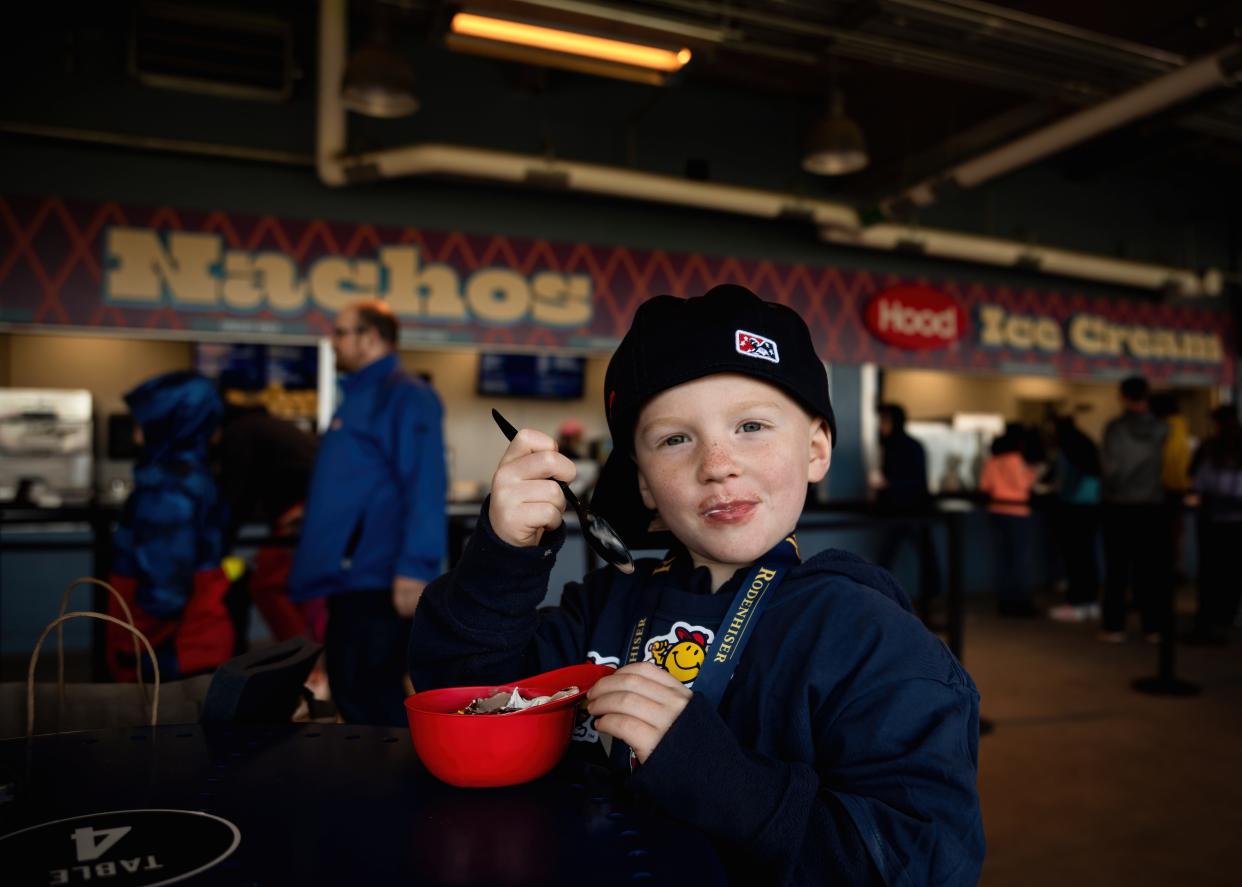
[102,227,594,327]
[865,285,1224,366]
[977,304,1224,364]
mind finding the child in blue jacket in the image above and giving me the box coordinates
[410,285,984,885]
[108,371,234,680]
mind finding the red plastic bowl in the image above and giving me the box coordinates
[404,663,615,788]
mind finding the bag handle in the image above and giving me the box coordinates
[58,577,148,704]
[28,612,162,737]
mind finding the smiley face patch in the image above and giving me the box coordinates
[645,622,715,686]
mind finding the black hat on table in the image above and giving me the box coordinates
[590,284,835,550]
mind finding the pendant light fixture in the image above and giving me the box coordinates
[802,89,869,176]
[340,8,419,118]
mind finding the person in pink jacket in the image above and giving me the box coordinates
[980,424,1041,617]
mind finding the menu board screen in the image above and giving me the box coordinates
[477,353,585,400]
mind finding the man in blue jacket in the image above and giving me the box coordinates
[292,299,447,725]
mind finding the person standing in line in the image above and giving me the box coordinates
[106,372,235,681]
[979,424,1040,618]
[216,390,322,646]
[1047,414,1103,623]
[290,299,447,725]
[1152,392,1193,582]
[1185,405,1242,645]
[1099,376,1170,643]
[872,403,942,610]
[1152,393,1193,497]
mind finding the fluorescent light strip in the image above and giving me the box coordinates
[451,12,691,72]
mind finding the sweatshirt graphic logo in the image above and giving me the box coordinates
[736,329,779,363]
[646,622,715,685]
[575,651,621,744]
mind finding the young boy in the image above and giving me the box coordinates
[409,285,984,885]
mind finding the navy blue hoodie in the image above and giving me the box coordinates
[410,507,984,885]
[114,371,225,618]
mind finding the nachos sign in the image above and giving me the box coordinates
[0,195,1234,385]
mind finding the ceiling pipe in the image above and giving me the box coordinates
[883,0,1186,72]
[317,0,1219,298]
[820,224,1203,295]
[885,43,1242,213]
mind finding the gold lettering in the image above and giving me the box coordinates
[1005,315,1034,350]
[1069,315,1100,355]
[309,257,379,312]
[1034,318,1063,352]
[978,305,1006,347]
[379,246,466,320]
[1127,327,1152,359]
[255,254,306,313]
[466,269,530,324]
[531,272,593,326]
[627,617,647,664]
[105,228,220,306]
[221,253,262,311]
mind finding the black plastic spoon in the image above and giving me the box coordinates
[491,408,635,574]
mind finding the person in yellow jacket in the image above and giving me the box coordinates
[1151,393,1192,587]
[1152,393,1192,493]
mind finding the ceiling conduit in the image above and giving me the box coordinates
[885,42,1242,213]
[315,0,1223,298]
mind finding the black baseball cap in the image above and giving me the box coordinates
[590,284,835,549]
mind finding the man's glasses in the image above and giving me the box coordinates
[331,325,369,339]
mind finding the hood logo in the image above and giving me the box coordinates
[863,285,967,351]
[736,329,779,363]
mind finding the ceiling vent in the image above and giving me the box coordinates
[129,2,295,102]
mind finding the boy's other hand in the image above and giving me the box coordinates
[489,427,576,548]
[586,662,692,764]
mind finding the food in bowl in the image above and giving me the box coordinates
[404,662,614,787]
[461,686,580,714]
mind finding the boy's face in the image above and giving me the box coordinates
[633,374,832,588]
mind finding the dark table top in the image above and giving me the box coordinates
[0,724,725,886]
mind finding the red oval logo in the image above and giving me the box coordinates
[864,285,967,350]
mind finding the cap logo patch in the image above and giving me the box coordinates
[736,329,779,363]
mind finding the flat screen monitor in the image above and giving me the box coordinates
[477,353,585,400]
[195,343,318,391]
